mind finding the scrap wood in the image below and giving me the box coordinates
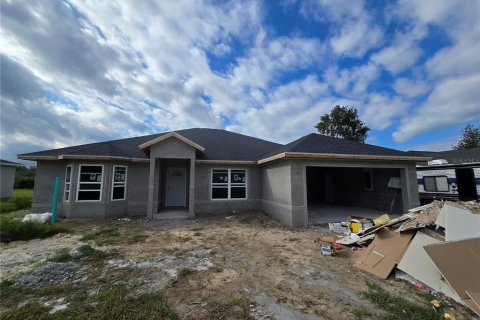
[395,201,443,232]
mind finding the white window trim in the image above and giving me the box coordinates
[111,165,128,201]
[76,164,104,202]
[211,168,248,201]
[364,168,374,191]
[64,165,72,202]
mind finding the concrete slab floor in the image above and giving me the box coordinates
[153,209,190,220]
[308,203,387,225]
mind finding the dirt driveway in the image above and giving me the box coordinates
[0,212,473,319]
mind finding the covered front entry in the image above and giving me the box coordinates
[305,166,405,225]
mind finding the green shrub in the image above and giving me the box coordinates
[10,196,32,210]
[0,216,68,243]
[0,189,33,213]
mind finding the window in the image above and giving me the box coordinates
[423,176,449,192]
[77,165,103,201]
[211,169,247,199]
[112,166,127,200]
[64,165,72,202]
[364,169,373,191]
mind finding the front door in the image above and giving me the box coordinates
[166,167,187,207]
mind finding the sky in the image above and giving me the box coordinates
[1,0,479,165]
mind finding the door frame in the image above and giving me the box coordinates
[165,166,188,207]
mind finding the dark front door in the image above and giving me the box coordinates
[455,168,478,201]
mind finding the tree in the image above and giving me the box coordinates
[315,105,370,143]
[453,124,480,150]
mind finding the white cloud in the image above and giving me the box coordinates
[324,63,380,96]
[371,44,422,73]
[393,73,480,142]
[363,94,408,130]
[299,0,384,57]
[393,78,430,98]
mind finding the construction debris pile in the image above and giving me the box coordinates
[325,200,480,317]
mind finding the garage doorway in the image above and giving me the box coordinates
[306,166,403,225]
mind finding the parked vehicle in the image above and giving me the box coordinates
[417,160,480,204]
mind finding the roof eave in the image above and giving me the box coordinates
[138,132,205,152]
[18,154,149,162]
[258,152,433,164]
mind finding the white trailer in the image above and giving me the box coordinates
[416,160,480,204]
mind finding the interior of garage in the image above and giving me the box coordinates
[306,166,403,224]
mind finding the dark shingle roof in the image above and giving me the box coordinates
[0,159,24,167]
[407,147,480,164]
[19,128,283,162]
[19,129,425,162]
[262,133,412,159]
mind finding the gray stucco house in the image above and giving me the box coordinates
[18,128,429,227]
[0,159,24,198]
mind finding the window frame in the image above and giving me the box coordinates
[76,164,104,202]
[64,165,72,202]
[111,165,127,201]
[211,168,248,200]
[364,168,374,191]
[423,175,449,192]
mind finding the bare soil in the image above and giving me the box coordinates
[0,212,473,319]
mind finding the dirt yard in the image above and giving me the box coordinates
[0,212,474,319]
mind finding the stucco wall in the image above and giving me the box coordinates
[261,160,299,227]
[32,160,149,218]
[194,163,261,214]
[0,165,16,198]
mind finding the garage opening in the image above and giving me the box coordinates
[306,166,403,225]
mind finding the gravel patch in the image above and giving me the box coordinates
[15,262,85,288]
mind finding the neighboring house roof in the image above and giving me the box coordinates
[18,128,430,163]
[407,147,480,164]
[0,159,24,167]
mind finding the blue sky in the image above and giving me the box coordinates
[1,0,479,164]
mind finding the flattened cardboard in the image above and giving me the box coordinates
[425,237,480,316]
[397,230,460,302]
[355,228,415,279]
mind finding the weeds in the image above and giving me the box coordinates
[47,250,73,263]
[177,268,195,278]
[2,287,178,320]
[0,216,68,243]
[363,282,439,320]
[80,227,119,246]
[127,232,149,244]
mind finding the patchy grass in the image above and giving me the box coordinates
[210,267,224,273]
[177,268,195,278]
[47,250,73,263]
[127,232,149,244]
[1,288,178,320]
[0,216,68,243]
[363,282,440,320]
[80,227,120,246]
[193,231,202,237]
[80,227,148,246]
[0,189,33,214]
[353,307,371,319]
